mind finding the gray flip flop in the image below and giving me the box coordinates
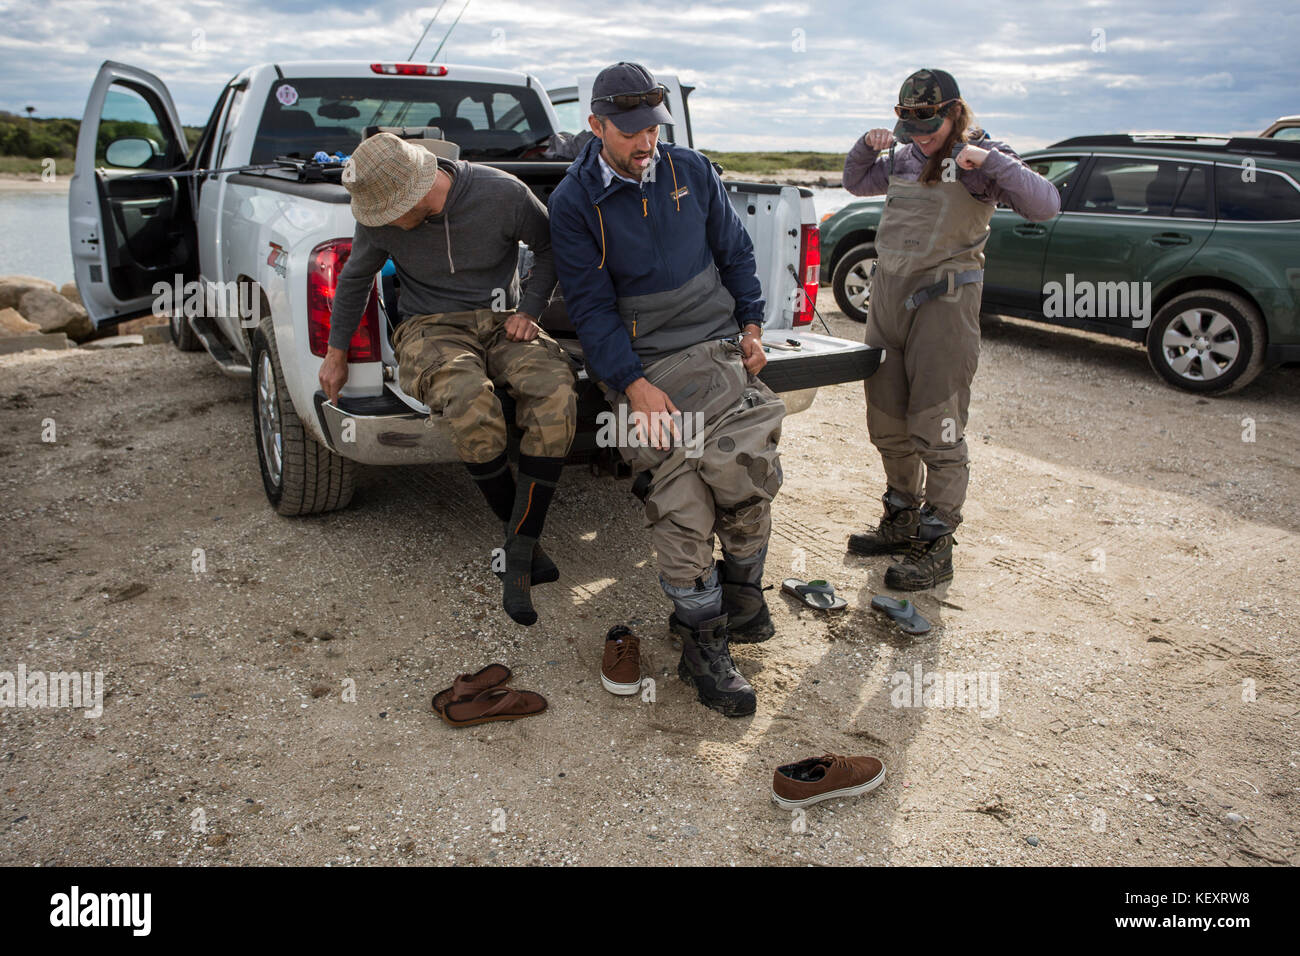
[781,578,848,612]
[870,595,931,635]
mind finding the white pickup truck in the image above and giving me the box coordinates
[70,59,881,515]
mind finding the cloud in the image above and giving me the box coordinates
[1,0,1295,151]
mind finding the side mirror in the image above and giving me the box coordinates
[105,137,158,169]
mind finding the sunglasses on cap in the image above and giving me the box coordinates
[593,85,668,111]
[894,99,956,122]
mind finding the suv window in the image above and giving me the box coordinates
[1029,157,1081,197]
[1076,157,1212,217]
[1215,166,1300,221]
[250,77,555,163]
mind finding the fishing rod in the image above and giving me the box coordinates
[429,0,472,61]
[408,0,450,60]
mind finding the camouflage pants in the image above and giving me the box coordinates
[604,339,786,588]
[391,309,577,464]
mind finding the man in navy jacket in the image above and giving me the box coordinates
[549,63,786,718]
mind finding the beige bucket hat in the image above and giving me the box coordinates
[341,132,441,227]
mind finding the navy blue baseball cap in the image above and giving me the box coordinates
[590,62,673,134]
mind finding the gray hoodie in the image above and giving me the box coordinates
[327,157,557,351]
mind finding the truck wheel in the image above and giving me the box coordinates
[249,317,355,515]
[831,243,876,323]
[1146,290,1266,395]
[168,309,202,351]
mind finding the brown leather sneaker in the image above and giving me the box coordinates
[771,754,886,809]
[601,625,642,696]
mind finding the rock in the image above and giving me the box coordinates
[1025,835,1040,847]
[0,277,58,311]
[141,324,170,345]
[80,334,144,350]
[18,288,92,340]
[0,307,40,336]
[1225,812,1244,825]
[0,332,70,354]
[59,281,82,308]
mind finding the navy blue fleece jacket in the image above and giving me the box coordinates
[547,137,764,391]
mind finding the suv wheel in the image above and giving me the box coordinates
[168,308,202,351]
[249,317,355,515]
[831,243,876,323]
[1147,290,1266,395]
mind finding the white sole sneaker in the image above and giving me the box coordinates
[771,765,886,810]
[601,673,642,696]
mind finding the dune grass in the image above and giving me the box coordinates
[699,150,845,174]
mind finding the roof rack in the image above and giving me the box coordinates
[1048,134,1300,161]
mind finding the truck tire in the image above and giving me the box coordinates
[1146,290,1266,395]
[249,317,355,515]
[831,243,876,323]
[168,308,202,351]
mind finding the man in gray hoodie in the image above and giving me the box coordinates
[321,132,576,627]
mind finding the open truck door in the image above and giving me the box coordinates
[69,61,197,328]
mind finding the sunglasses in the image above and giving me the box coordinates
[593,85,668,111]
[894,99,956,122]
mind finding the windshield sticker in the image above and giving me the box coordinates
[275,84,299,107]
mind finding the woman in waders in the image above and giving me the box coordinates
[842,69,1060,589]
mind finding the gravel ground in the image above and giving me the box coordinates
[0,306,1297,866]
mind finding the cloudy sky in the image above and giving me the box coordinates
[1,0,1294,151]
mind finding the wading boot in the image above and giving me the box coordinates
[717,559,775,644]
[885,509,956,591]
[671,613,756,717]
[848,491,920,556]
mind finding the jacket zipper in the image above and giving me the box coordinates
[641,180,670,284]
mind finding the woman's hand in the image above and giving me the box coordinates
[863,128,895,151]
[956,144,990,169]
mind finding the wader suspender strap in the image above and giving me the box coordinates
[903,269,985,311]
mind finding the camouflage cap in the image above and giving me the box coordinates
[893,68,961,143]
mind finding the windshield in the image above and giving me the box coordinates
[250,76,555,163]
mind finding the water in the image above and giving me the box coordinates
[0,184,73,286]
[807,184,855,221]
[0,180,854,290]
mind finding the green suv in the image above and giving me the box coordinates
[821,135,1300,393]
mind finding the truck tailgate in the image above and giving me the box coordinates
[756,331,882,392]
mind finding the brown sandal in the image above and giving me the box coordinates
[431,664,512,715]
[441,687,548,727]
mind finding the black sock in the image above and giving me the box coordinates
[501,455,565,626]
[510,455,563,539]
[465,451,515,523]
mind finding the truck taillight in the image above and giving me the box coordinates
[307,239,381,363]
[795,224,820,327]
[371,63,448,76]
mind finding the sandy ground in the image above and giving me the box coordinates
[0,306,1297,867]
[0,174,69,193]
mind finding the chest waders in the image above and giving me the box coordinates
[863,150,994,532]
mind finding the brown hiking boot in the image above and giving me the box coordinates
[885,533,955,590]
[600,625,642,696]
[771,754,886,809]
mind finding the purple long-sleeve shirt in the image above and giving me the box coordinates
[841,129,1060,222]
